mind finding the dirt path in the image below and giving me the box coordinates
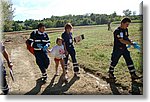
[0,34,142,95]
[7,45,112,95]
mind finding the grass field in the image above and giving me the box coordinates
[47,23,142,86]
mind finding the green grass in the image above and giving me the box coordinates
[112,20,142,24]
[48,23,143,84]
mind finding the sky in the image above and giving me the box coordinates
[11,0,143,21]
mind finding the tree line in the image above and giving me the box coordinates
[2,1,142,32]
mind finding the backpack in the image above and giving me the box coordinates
[26,31,37,55]
[26,39,34,55]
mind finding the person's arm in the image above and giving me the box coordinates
[63,42,68,55]
[61,34,68,55]
[48,46,55,55]
[28,31,35,47]
[119,38,132,45]
[45,33,50,47]
[115,30,133,45]
[2,49,13,68]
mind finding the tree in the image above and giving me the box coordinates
[1,0,14,32]
[90,13,96,22]
[111,11,117,18]
[133,11,136,16]
[82,18,92,25]
[123,9,132,16]
[44,20,53,28]
[55,20,64,27]
[12,22,22,31]
[95,16,101,25]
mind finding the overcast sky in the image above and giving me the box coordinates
[12,0,143,21]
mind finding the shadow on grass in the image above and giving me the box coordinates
[106,78,121,95]
[105,77,143,95]
[131,80,143,95]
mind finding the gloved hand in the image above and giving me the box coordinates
[43,45,48,52]
[132,42,138,45]
[37,44,43,48]
[126,44,131,48]
[133,44,141,51]
[132,42,141,51]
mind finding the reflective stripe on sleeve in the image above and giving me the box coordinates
[34,48,42,50]
[34,40,50,42]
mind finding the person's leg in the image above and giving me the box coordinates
[69,48,79,73]
[41,52,50,81]
[1,67,9,95]
[60,59,68,81]
[123,50,139,79]
[108,26,110,31]
[60,59,65,75]
[54,58,59,76]
[43,52,50,69]
[34,51,46,74]
[108,50,122,78]
[34,51,47,81]
[63,54,69,73]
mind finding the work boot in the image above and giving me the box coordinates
[131,73,140,80]
[42,73,47,83]
[74,72,80,77]
[3,89,9,95]
[108,73,116,79]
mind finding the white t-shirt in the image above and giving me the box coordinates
[50,45,65,59]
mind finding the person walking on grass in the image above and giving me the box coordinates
[61,23,80,77]
[49,37,68,81]
[27,23,50,82]
[108,17,140,80]
[0,42,13,95]
[107,21,112,31]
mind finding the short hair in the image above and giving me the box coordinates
[121,18,131,23]
[65,23,73,31]
[56,37,63,44]
[37,23,45,29]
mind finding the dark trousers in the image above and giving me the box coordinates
[64,47,79,72]
[109,49,136,75]
[34,51,50,74]
[0,66,9,94]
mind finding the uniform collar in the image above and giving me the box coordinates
[65,31,72,35]
[119,27,127,30]
[37,31,45,35]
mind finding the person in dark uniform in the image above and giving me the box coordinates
[61,23,79,76]
[0,42,13,95]
[107,21,112,31]
[108,18,140,80]
[27,23,50,82]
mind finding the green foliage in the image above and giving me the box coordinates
[4,7,142,32]
[12,13,141,32]
[123,9,132,16]
[12,22,23,31]
[1,0,14,32]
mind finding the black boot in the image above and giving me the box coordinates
[108,72,116,79]
[3,89,9,95]
[131,73,140,80]
[42,73,47,83]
